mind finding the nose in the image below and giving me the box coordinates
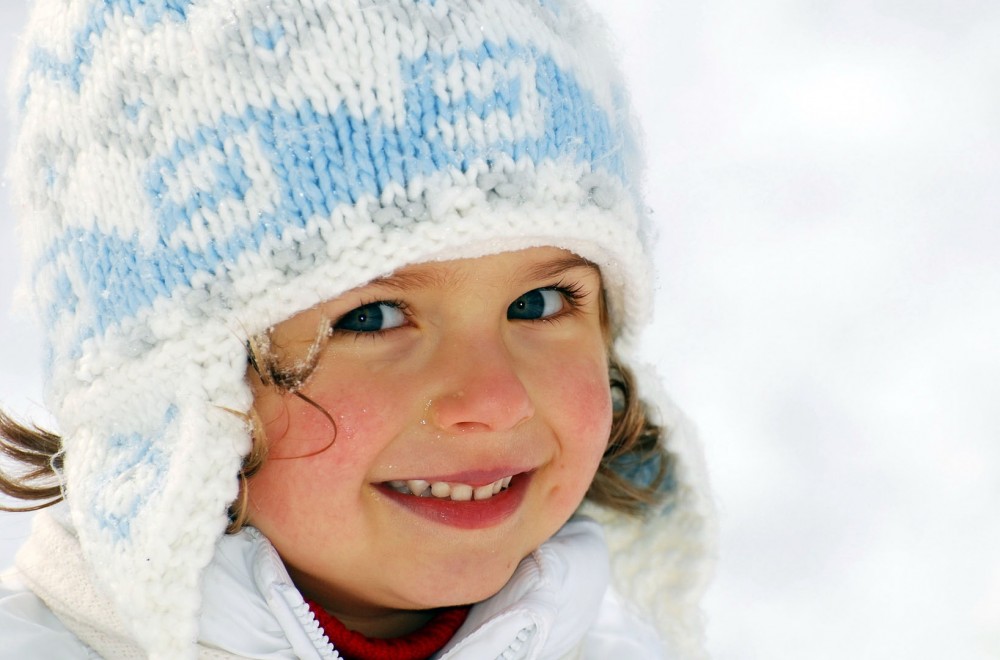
[428,333,535,433]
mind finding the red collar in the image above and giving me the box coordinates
[304,598,470,660]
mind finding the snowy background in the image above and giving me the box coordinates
[2,1,999,658]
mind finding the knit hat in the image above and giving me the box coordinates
[7,0,713,657]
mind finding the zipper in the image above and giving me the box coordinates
[293,598,342,659]
[497,623,537,660]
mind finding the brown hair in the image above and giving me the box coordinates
[589,357,674,514]
[1,318,674,525]
[0,410,64,511]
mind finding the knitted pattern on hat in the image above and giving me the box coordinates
[7,0,713,657]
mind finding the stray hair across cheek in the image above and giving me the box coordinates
[229,331,341,533]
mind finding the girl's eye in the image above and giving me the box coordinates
[334,302,406,333]
[507,288,565,320]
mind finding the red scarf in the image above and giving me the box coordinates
[305,598,470,660]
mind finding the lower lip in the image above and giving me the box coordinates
[376,473,532,530]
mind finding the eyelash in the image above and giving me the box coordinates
[328,299,410,340]
[535,281,588,321]
[328,279,591,337]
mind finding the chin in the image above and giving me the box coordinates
[405,558,522,609]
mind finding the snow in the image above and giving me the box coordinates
[2,1,998,657]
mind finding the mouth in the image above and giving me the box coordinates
[383,476,514,502]
[376,472,531,529]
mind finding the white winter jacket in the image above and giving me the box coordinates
[0,508,666,659]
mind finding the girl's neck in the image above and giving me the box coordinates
[333,607,436,639]
[291,570,436,638]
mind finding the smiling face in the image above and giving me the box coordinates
[245,247,612,636]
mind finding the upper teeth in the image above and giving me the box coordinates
[387,476,513,501]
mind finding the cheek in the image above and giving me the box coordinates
[573,373,613,444]
[530,354,612,519]
[251,379,350,458]
[541,352,613,463]
[256,375,398,461]
[247,388,393,522]
[559,357,612,434]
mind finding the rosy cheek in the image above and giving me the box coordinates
[536,354,612,516]
[276,383,397,468]
[261,396,335,460]
[313,389,384,442]
[248,389,386,517]
[556,359,613,446]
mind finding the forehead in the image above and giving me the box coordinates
[369,247,600,293]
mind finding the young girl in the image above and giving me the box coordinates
[0,0,713,658]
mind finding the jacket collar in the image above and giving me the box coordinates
[197,516,610,659]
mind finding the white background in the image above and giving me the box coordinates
[2,1,999,658]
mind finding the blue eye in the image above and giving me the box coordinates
[334,302,406,333]
[507,288,565,320]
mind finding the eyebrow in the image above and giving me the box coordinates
[524,255,600,282]
[368,253,600,292]
[367,267,454,292]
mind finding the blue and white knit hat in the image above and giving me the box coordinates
[8,0,712,657]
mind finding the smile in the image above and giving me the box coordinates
[377,472,532,529]
[384,476,514,501]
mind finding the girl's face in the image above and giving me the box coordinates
[246,247,612,635]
